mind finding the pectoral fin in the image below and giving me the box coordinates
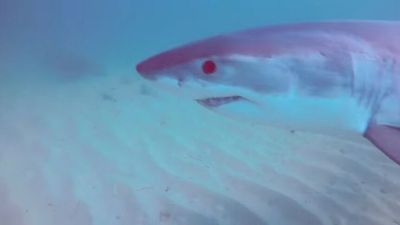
[364,124,400,166]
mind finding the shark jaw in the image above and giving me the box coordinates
[196,95,249,108]
[147,76,259,108]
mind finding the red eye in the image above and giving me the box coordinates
[202,60,217,75]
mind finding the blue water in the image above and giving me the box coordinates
[2,0,400,77]
[1,1,400,225]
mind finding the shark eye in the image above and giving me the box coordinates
[202,60,217,75]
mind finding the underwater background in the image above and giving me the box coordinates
[1,0,400,224]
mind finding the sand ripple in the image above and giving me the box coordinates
[0,75,399,225]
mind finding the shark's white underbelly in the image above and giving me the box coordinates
[215,94,372,135]
[351,53,400,128]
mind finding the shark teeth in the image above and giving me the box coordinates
[196,96,246,107]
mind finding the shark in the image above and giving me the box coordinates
[136,21,400,166]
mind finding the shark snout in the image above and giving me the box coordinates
[136,60,157,80]
[136,47,188,79]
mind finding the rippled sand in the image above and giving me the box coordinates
[0,74,399,225]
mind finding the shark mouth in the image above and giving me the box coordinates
[196,95,247,107]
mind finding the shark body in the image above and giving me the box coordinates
[136,21,400,166]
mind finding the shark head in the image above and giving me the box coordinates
[136,32,287,100]
[136,25,372,133]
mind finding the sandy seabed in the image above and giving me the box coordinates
[0,73,399,225]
